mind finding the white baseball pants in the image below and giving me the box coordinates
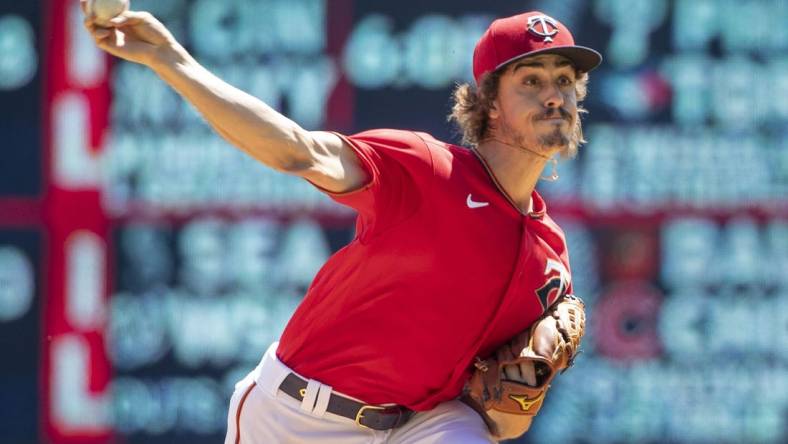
[224,342,495,444]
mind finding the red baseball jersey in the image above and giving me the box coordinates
[277,129,573,411]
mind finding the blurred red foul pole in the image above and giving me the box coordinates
[42,0,113,442]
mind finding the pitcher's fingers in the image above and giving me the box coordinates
[80,0,96,20]
[83,16,105,31]
[497,347,522,381]
[84,21,99,38]
[94,28,111,39]
[518,361,537,386]
[506,363,524,381]
[109,11,152,27]
[96,31,121,52]
[83,20,109,40]
[93,29,111,46]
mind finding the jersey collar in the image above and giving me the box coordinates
[470,147,547,219]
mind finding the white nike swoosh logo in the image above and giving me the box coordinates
[466,194,489,209]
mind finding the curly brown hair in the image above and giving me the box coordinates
[448,64,589,159]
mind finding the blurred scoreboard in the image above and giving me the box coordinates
[0,230,40,443]
[2,0,786,443]
[0,1,41,197]
[0,1,42,443]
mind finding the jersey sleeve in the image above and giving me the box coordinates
[313,129,435,239]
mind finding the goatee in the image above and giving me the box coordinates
[538,128,570,149]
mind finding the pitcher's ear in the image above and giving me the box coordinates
[489,99,500,120]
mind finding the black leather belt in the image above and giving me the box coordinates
[278,373,414,430]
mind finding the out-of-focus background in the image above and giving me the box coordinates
[1,0,787,443]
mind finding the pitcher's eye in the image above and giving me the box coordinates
[557,75,574,87]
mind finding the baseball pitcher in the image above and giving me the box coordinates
[82,1,600,442]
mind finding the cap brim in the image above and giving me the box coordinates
[495,45,603,73]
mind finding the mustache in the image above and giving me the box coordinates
[535,108,572,121]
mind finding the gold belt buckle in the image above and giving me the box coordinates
[355,405,387,429]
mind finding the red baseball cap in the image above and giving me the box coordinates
[472,11,602,84]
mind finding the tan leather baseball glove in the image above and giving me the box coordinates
[464,294,585,440]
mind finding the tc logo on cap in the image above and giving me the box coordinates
[472,11,602,84]
[527,15,559,42]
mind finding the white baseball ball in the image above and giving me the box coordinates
[88,0,130,23]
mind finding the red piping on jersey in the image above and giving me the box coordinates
[235,382,257,444]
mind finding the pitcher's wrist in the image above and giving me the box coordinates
[149,42,190,71]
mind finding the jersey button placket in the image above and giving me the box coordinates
[517,219,529,280]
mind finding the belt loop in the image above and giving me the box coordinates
[276,371,414,430]
[300,379,320,412]
[258,342,289,397]
[313,384,332,417]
